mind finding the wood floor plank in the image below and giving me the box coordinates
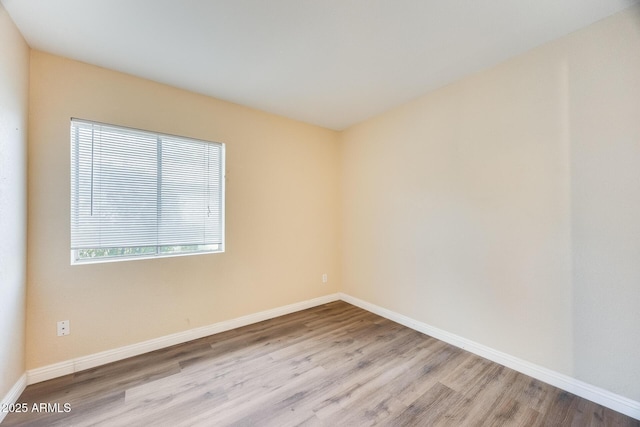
[380,382,463,427]
[3,301,638,426]
[503,373,554,414]
[482,397,543,427]
[541,389,581,426]
[391,340,468,407]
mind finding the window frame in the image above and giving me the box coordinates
[70,118,225,265]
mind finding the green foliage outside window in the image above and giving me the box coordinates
[77,245,215,260]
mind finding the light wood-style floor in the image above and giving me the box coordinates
[3,301,638,426]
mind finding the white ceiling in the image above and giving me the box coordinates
[2,0,637,130]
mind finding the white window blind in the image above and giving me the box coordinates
[70,119,224,263]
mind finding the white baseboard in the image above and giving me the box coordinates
[0,373,27,424]
[27,293,340,385]
[339,292,640,421]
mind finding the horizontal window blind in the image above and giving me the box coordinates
[70,119,224,261]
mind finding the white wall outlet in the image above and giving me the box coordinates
[322,273,328,283]
[57,320,70,336]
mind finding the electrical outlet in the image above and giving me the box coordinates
[322,273,328,283]
[57,320,70,336]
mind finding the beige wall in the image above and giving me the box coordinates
[27,51,341,369]
[0,4,29,400]
[341,6,640,402]
[569,6,640,401]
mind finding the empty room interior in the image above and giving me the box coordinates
[1,0,640,425]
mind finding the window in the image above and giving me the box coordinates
[70,118,225,264]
